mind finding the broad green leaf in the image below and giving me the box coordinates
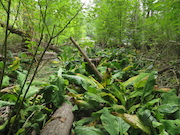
[62,74,89,90]
[76,73,98,86]
[0,100,15,107]
[16,70,26,87]
[41,85,57,103]
[129,90,143,98]
[2,75,9,87]
[0,120,8,131]
[123,73,149,88]
[74,126,104,135]
[24,85,39,98]
[158,103,179,114]
[146,98,160,107]
[0,94,17,103]
[85,92,107,103]
[138,109,157,128]
[100,108,119,135]
[25,105,45,112]
[117,117,130,135]
[111,104,126,113]
[152,121,166,134]
[33,111,47,122]
[141,71,156,101]
[0,61,4,68]
[128,104,141,113]
[15,128,25,135]
[161,90,180,104]
[51,90,65,108]
[75,117,95,126]
[57,67,63,78]
[161,119,180,135]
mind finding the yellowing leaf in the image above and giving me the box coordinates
[9,57,20,71]
[75,100,90,107]
[68,92,83,100]
[122,65,133,71]
[89,76,104,89]
[113,113,150,134]
[153,85,172,92]
[51,60,59,64]
[102,68,112,87]
[100,92,118,103]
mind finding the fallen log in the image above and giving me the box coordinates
[40,103,74,135]
[0,19,30,38]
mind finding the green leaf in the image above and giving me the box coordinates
[161,119,180,135]
[100,108,119,135]
[141,71,156,101]
[1,94,17,103]
[0,61,4,68]
[161,90,180,105]
[57,67,63,78]
[128,104,141,113]
[139,109,157,129]
[16,70,26,87]
[100,92,118,104]
[111,104,126,113]
[146,98,161,107]
[75,117,95,126]
[33,112,47,122]
[24,85,39,98]
[123,73,149,87]
[25,105,45,112]
[2,75,9,87]
[158,103,179,114]
[85,92,107,103]
[117,117,130,135]
[62,74,89,90]
[15,128,25,135]
[0,120,8,131]
[74,126,104,135]
[51,89,65,108]
[41,85,57,103]
[0,100,15,107]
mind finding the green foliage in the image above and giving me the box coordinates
[0,0,179,134]
[63,47,180,135]
[74,126,104,135]
[100,107,119,135]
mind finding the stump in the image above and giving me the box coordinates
[40,103,74,135]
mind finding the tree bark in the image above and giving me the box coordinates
[40,103,74,135]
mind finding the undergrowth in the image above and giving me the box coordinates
[0,46,180,135]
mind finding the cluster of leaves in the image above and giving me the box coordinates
[59,47,180,135]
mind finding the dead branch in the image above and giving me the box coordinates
[70,37,103,82]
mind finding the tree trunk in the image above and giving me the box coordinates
[40,103,74,135]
